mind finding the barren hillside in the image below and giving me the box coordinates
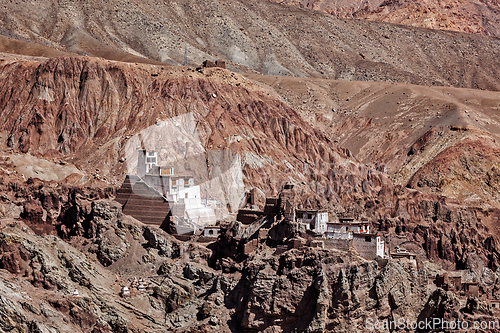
[1,0,500,91]
[0,53,498,267]
[265,0,500,38]
[0,54,499,332]
[249,75,500,207]
[0,0,500,331]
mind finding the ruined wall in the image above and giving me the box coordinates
[324,238,352,252]
[352,235,379,260]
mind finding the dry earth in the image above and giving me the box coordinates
[1,0,500,91]
[0,53,499,269]
[265,0,500,38]
[0,52,498,332]
[0,0,499,332]
[248,74,500,207]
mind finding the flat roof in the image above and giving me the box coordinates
[296,209,328,213]
[145,174,193,179]
[352,232,381,237]
[391,252,417,257]
[327,221,369,225]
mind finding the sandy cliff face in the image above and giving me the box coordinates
[0,55,348,192]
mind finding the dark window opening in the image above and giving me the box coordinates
[365,236,372,242]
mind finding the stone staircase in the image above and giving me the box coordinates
[116,175,171,226]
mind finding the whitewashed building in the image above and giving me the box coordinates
[352,233,385,260]
[391,246,417,268]
[137,149,216,226]
[323,217,385,260]
[295,210,328,234]
[326,218,370,239]
[203,226,220,237]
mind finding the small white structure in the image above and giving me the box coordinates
[72,289,79,297]
[295,210,328,234]
[136,149,217,227]
[352,233,385,260]
[121,286,130,297]
[145,150,158,174]
[203,226,220,237]
[391,246,417,268]
[183,186,217,226]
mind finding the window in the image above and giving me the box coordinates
[185,193,188,198]
[365,236,372,242]
[209,230,213,235]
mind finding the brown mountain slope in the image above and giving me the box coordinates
[0,54,348,194]
[1,0,500,91]
[0,54,500,271]
[0,55,500,332]
[265,0,500,38]
[248,74,500,208]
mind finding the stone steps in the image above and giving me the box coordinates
[116,175,171,226]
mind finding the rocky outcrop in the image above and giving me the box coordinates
[86,200,128,267]
[0,223,133,332]
[0,202,22,219]
[2,198,500,332]
[222,247,428,332]
[1,56,499,274]
[417,288,462,324]
[0,176,115,238]
[0,199,234,332]
[0,234,29,274]
[143,227,180,258]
